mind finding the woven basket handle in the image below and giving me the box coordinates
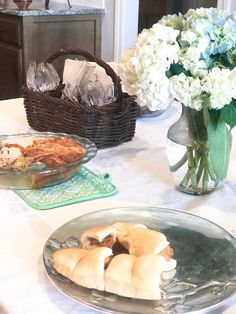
[46,48,122,101]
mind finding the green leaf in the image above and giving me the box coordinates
[208,52,234,70]
[166,63,191,78]
[228,47,236,67]
[219,54,232,68]
[220,100,236,128]
[209,109,220,125]
[207,119,231,182]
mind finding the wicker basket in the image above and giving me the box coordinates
[22,48,138,149]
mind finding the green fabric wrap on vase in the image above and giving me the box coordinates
[167,104,231,195]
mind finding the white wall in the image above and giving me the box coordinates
[113,0,139,61]
[218,0,236,10]
[229,0,236,10]
[101,0,115,61]
[224,0,236,11]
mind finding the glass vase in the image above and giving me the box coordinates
[167,104,231,195]
[138,106,166,118]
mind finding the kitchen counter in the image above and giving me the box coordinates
[0,2,105,16]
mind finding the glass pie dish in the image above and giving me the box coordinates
[0,132,97,189]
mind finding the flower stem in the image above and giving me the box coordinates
[187,147,198,190]
[196,156,204,183]
[202,163,209,191]
[168,105,221,194]
[169,152,187,172]
[180,169,191,188]
[177,144,214,193]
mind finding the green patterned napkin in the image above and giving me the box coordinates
[14,166,117,210]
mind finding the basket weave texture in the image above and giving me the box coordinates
[22,48,138,149]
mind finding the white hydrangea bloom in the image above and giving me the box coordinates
[169,74,204,110]
[180,30,197,45]
[179,47,206,73]
[159,13,184,30]
[228,68,236,99]
[191,67,208,79]
[196,37,210,54]
[118,7,236,112]
[152,23,180,43]
[119,23,180,110]
[136,73,174,111]
[203,67,234,109]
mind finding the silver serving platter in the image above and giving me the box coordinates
[43,207,236,313]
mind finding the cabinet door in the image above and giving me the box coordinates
[0,43,22,100]
[22,15,101,79]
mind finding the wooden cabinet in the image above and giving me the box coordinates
[0,43,22,99]
[0,12,102,100]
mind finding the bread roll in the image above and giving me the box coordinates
[105,253,167,300]
[52,245,176,300]
[72,247,112,291]
[81,226,117,250]
[112,222,147,249]
[52,247,87,280]
[104,254,135,298]
[119,227,170,257]
[52,223,177,300]
[132,254,166,300]
[52,247,113,291]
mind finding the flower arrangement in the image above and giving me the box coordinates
[119,7,236,194]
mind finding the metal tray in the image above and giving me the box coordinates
[43,206,236,314]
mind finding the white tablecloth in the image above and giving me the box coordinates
[0,98,235,314]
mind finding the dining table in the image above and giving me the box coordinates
[0,97,236,314]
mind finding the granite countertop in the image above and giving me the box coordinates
[0,1,105,16]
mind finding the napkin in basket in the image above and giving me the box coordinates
[62,59,118,105]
